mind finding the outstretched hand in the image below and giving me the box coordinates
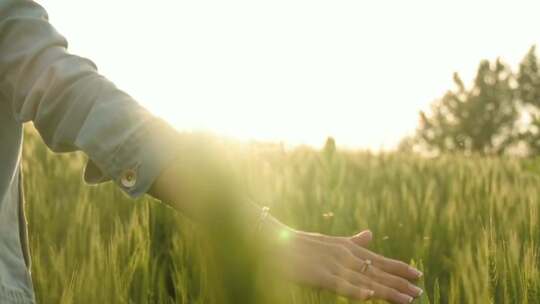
[269,229,423,304]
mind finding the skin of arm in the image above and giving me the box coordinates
[148,140,424,304]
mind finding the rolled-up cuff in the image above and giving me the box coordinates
[83,118,180,198]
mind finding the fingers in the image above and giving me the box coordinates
[341,231,422,281]
[363,262,423,298]
[348,245,422,280]
[374,254,423,281]
[349,230,373,247]
[333,268,414,304]
[337,250,422,299]
[326,275,375,301]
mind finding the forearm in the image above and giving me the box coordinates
[148,136,236,220]
[148,139,292,241]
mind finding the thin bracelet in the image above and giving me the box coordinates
[255,206,271,233]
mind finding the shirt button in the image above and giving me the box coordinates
[120,169,137,188]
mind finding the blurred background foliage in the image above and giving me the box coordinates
[412,45,540,157]
[23,124,540,303]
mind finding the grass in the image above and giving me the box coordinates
[22,125,540,303]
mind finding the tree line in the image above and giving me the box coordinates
[409,46,540,156]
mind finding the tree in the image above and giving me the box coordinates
[322,136,337,162]
[517,45,540,155]
[416,59,518,155]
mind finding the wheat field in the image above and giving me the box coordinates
[22,125,540,304]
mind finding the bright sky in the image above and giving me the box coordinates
[43,0,540,150]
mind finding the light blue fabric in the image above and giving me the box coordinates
[0,1,181,302]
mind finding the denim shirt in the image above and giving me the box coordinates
[0,1,180,302]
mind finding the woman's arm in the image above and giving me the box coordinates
[149,145,424,304]
[1,1,423,302]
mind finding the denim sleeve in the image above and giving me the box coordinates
[0,0,180,198]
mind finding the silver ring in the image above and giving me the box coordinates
[360,259,372,273]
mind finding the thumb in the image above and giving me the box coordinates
[350,230,373,247]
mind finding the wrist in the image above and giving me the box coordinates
[255,210,299,246]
